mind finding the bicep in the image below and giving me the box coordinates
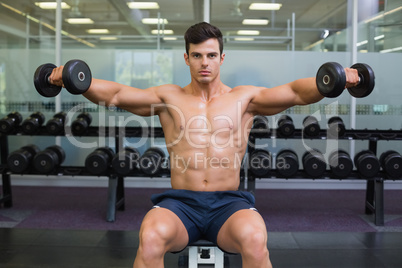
[248,78,323,116]
[247,84,299,116]
[83,79,164,116]
[113,86,164,116]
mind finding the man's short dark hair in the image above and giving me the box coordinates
[184,22,223,55]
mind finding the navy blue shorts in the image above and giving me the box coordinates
[151,189,257,246]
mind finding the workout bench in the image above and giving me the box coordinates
[187,239,224,268]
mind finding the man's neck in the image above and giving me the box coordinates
[189,80,227,102]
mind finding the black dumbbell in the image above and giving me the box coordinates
[354,150,380,178]
[112,147,140,176]
[33,145,65,173]
[380,150,402,178]
[277,115,294,137]
[249,149,272,177]
[303,149,326,178]
[21,112,45,134]
[276,149,299,178]
[327,116,345,138]
[0,112,22,134]
[7,144,40,173]
[139,147,166,176]
[316,62,375,98]
[303,116,320,137]
[46,112,67,135]
[252,116,270,132]
[85,147,115,175]
[71,112,92,135]
[34,59,92,97]
[328,150,353,178]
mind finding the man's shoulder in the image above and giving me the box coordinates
[231,85,266,94]
[157,84,183,91]
[154,84,185,95]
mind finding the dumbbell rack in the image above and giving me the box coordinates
[1,125,401,225]
[247,127,402,226]
[0,125,171,222]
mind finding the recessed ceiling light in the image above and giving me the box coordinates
[142,18,168,24]
[151,29,173,35]
[163,37,177,41]
[127,2,159,9]
[374,35,384,40]
[242,19,269,25]
[87,29,110,34]
[65,18,94,24]
[237,30,260,35]
[100,36,118,40]
[35,2,71,9]
[234,37,255,41]
[249,3,282,10]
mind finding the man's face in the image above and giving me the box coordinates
[184,38,225,84]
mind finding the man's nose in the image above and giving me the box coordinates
[201,56,208,66]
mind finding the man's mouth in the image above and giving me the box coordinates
[199,71,210,76]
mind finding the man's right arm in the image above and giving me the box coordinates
[49,66,164,116]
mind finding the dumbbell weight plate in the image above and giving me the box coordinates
[85,147,114,175]
[316,62,346,98]
[347,63,375,98]
[33,150,56,173]
[47,145,66,164]
[329,150,353,178]
[71,112,92,136]
[34,63,62,97]
[46,112,67,135]
[252,116,269,130]
[303,150,326,178]
[7,144,40,173]
[21,112,46,135]
[62,60,92,95]
[327,116,345,138]
[303,116,320,137]
[380,150,402,178]
[112,147,140,175]
[140,147,165,176]
[249,149,272,177]
[0,112,22,134]
[354,150,380,178]
[276,149,299,177]
[33,145,65,173]
[277,115,294,137]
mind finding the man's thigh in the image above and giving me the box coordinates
[216,209,267,253]
[140,207,189,252]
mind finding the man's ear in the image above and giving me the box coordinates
[184,53,190,66]
[220,53,225,65]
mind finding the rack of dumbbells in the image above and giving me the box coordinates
[248,115,402,226]
[0,110,171,222]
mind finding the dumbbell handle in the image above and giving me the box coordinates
[45,68,86,86]
[322,73,361,87]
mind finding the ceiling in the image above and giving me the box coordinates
[0,0,360,50]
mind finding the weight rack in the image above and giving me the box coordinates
[0,125,169,222]
[247,127,402,226]
[1,124,401,225]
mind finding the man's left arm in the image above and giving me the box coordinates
[247,68,359,116]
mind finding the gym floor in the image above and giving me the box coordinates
[1,228,402,267]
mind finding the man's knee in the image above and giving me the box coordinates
[140,220,174,249]
[138,210,188,255]
[238,227,269,258]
